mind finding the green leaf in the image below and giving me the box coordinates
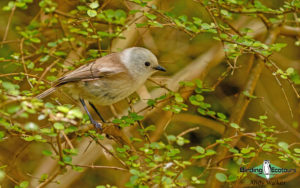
[42,150,52,156]
[294,148,300,153]
[7,105,20,114]
[87,9,97,17]
[25,122,39,131]
[144,12,157,20]
[243,90,257,99]
[3,1,15,11]
[136,23,147,28]
[115,9,126,18]
[217,113,227,120]
[286,67,294,75]
[2,81,19,91]
[30,38,41,43]
[19,181,29,188]
[0,131,5,141]
[57,106,69,113]
[191,146,205,154]
[205,149,216,156]
[53,122,64,130]
[40,55,50,62]
[216,173,227,182]
[67,108,83,119]
[63,155,72,163]
[167,135,176,142]
[259,115,268,120]
[89,1,99,9]
[174,93,183,103]
[278,141,289,151]
[40,173,48,182]
[46,75,57,82]
[27,61,34,69]
[241,147,253,154]
[230,123,240,129]
[54,51,67,57]
[72,165,84,172]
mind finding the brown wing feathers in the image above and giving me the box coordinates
[36,53,125,99]
[36,61,102,99]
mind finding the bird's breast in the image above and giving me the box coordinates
[63,77,142,105]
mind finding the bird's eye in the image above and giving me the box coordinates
[144,62,151,67]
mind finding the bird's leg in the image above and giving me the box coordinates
[89,102,106,123]
[79,98,102,131]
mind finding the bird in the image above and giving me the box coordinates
[37,47,166,130]
[263,160,271,180]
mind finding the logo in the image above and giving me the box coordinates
[240,160,296,180]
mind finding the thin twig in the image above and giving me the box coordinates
[56,131,63,163]
[61,131,74,149]
[74,164,128,171]
[177,127,199,137]
[20,38,33,88]
[36,169,61,188]
[38,59,60,82]
[90,135,128,168]
[1,5,16,47]
[273,75,293,118]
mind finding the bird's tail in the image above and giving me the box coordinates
[36,87,56,99]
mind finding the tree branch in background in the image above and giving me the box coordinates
[206,28,280,188]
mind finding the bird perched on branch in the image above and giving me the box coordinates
[37,47,166,130]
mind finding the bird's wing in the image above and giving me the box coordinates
[55,54,126,86]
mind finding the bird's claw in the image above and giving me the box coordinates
[92,121,103,132]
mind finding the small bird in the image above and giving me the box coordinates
[263,160,271,180]
[37,47,166,130]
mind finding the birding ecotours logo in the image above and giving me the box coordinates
[240,160,296,180]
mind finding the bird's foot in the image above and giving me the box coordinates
[91,120,103,132]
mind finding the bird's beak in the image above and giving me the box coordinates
[153,65,166,72]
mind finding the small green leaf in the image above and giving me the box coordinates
[191,146,205,154]
[0,131,5,140]
[278,141,289,151]
[19,181,29,188]
[42,150,52,156]
[174,93,183,103]
[217,113,227,120]
[25,122,39,131]
[46,75,57,82]
[63,155,72,163]
[57,106,69,113]
[144,12,157,20]
[294,148,300,153]
[40,173,48,181]
[230,123,240,129]
[53,122,64,130]
[89,1,99,9]
[216,173,227,182]
[205,149,216,156]
[87,9,97,17]
[243,90,257,99]
[286,67,294,75]
[67,108,83,119]
[30,38,41,43]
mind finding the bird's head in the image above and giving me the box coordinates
[121,47,166,80]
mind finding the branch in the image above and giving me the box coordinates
[205,28,280,188]
[280,25,300,37]
[173,113,225,135]
[1,5,16,47]
[73,164,128,171]
[36,169,61,188]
